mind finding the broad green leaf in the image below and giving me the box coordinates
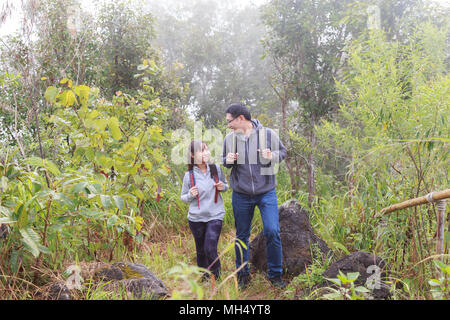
[54,193,75,208]
[38,244,51,255]
[100,195,112,208]
[108,117,122,140]
[24,157,60,176]
[72,181,88,194]
[87,110,101,119]
[73,85,90,108]
[16,204,28,229]
[93,119,108,133]
[346,272,360,282]
[44,86,59,103]
[0,216,16,224]
[134,189,145,200]
[44,159,61,176]
[107,214,118,227]
[112,196,125,210]
[20,228,40,258]
[325,277,341,286]
[428,279,441,286]
[56,90,76,107]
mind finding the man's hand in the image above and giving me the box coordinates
[189,186,198,197]
[258,148,272,160]
[214,181,224,191]
[226,152,239,164]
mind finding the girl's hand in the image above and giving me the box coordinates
[214,181,224,191]
[189,186,198,197]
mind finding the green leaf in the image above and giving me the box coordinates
[346,272,360,282]
[16,204,28,229]
[0,176,8,191]
[72,181,88,194]
[0,217,16,224]
[355,286,370,293]
[44,86,59,103]
[56,90,76,107]
[112,196,125,210]
[73,85,90,109]
[44,159,61,176]
[93,119,108,133]
[107,214,118,227]
[333,241,350,255]
[108,117,122,140]
[100,195,112,208]
[428,279,441,286]
[134,189,145,200]
[433,259,446,271]
[24,157,61,176]
[20,228,41,258]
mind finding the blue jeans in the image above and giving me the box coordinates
[232,188,282,279]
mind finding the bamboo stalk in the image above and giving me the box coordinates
[436,199,446,278]
[380,189,450,215]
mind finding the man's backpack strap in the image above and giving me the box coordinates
[232,133,237,165]
[258,127,271,184]
[258,127,267,151]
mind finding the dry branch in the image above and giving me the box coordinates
[380,189,450,215]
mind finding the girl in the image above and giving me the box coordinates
[180,140,228,280]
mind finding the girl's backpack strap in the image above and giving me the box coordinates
[189,169,200,209]
[213,164,219,203]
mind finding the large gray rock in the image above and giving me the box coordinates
[321,251,391,299]
[96,262,169,299]
[249,200,332,276]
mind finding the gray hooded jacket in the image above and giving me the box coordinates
[222,119,287,195]
[180,164,229,222]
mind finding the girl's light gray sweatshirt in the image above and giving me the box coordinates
[180,164,229,222]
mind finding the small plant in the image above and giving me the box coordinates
[168,262,206,300]
[428,260,449,300]
[322,271,370,300]
[284,245,332,299]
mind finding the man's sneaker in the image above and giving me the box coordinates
[269,276,286,288]
[237,273,251,289]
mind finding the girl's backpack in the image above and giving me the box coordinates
[189,164,220,209]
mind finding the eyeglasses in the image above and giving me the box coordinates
[226,117,237,124]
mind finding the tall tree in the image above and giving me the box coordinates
[151,0,277,127]
[261,0,356,204]
[96,0,157,97]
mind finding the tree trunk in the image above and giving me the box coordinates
[279,96,299,194]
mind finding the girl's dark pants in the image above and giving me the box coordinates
[188,219,222,277]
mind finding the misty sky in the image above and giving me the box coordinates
[0,0,448,37]
[0,0,266,36]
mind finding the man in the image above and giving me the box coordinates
[222,102,287,289]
